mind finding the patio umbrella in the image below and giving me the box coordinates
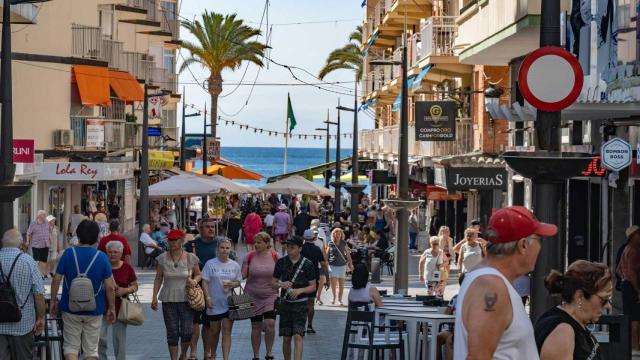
[259,175,333,196]
[149,174,225,198]
[205,175,262,194]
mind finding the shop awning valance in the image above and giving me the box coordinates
[72,65,111,106]
[109,70,144,103]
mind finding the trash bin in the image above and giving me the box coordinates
[370,257,381,284]
[592,314,630,360]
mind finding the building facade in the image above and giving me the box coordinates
[4,0,180,238]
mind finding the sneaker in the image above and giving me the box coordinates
[306,327,316,334]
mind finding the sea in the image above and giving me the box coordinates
[218,146,353,187]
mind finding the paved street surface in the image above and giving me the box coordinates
[88,247,460,359]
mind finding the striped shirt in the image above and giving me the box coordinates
[0,248,44,336]
[27,220,50,249]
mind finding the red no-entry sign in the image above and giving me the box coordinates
[518,46,583,112]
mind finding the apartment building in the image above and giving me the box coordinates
[7,0,180,237]
[358,0,509,240]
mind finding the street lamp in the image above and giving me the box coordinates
[316,120,331,189]
[368,37,412,294]
[325,109,343,213]
[336,104,366,229]
[0,0,51,234]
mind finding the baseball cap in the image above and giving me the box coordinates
[167,229,185,240]
[303,229,315,240]
[486,206,558,244]
[626,225,640,239]
[285,236,304,247]
[46,215,56,222]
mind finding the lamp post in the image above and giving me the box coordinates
[337,104,366,231]
[369,45,410,294]
[0,0,49,234]
[201,103,208,218]
[316,114,331,189]
[179,88,200,228]
[325,109,342,214]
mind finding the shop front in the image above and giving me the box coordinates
[36,161,137,234]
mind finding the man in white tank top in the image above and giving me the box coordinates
[453,206,558,359]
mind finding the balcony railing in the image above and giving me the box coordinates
[420,16,458,59]
[145,0,158,22]
[72,24,103,59]
[122,51,154,81]
[102,38,124,69]
[160,8,179,39]
[165,73,177,94]
[71,117,138,150]
[359,120,474,158]
[149,67,166,88]
[101,97,126,121]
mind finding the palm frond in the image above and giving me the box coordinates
[318,26,364,80]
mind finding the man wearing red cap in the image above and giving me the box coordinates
[453,206,558,359]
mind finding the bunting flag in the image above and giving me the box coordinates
[287,93,297,132]
[361,0,367,7]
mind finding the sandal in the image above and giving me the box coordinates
[307,327,316,334]
[316,299,323,305]
[265,356,275,360]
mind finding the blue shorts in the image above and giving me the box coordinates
[330,265,346,279]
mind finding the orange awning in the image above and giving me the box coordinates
[192,162,263,180]
[109,70,144,103]
[72,66,111,106]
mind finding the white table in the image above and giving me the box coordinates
[375,307,439,359]
[386,313,455,360]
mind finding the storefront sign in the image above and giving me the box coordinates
[38,162,134,181]
[580,156,606,177]
[445,168,507,191]
[13,139,34,163]
[415,101,456,141]
[601,138,631,171]
[149,151,175,170]
[86,119,104,147]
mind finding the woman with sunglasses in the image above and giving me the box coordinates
[534,260,612,360]
[152,229,201,360]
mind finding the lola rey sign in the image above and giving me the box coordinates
[601,138,632,172]
[415,101,456,141]
[518,46,583,112]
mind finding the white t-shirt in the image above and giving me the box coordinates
[201,258,242,315]
[461,243,483,273]
[139,233,158,255]
[264,214,275,227]
[421,249,443,282]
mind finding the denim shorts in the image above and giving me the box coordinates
[330,265,346,279]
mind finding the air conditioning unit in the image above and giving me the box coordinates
[54,129,73,147]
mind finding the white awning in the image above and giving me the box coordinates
[487,101,640,122]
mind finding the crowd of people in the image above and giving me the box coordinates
[4,194,640,360]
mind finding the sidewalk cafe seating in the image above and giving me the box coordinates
[341,309,406,360]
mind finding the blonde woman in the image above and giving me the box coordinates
[419,237,444,295]
[438,226,454,288]
[46,215,62,277]
[458,228,486,273]
[326,228,353,306]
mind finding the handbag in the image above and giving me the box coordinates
[227,286,254,321]
[183,248,206,312]
[273,258,307,315]
[117,293,144,326]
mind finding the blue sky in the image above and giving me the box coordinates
[178,0,370,148]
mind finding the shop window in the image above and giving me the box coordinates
[17,188,32,238]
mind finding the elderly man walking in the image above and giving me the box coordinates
[0,229,46,360]
[27,210,51,279]
[453,206,558,359]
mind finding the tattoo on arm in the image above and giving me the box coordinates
[484,292,498,312]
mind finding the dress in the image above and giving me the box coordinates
[157,252,199,303]
[243,213,262,245]
[244,251,279,315]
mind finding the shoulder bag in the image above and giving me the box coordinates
[227,285,254,321]
[184,246,206,312]
[118,292,144,326]
[273,258,308,315]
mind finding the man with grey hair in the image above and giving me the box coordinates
[453,206,558,359]
[139,224,163,259]
[27,210,50,278]
[0,229,46,359]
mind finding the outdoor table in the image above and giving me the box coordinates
[375,307,439,359]
[386,313,455,360]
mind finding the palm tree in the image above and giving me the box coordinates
[180,11,268,140]
[318,26,363,82]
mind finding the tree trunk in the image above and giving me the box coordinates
[208,73,223,140]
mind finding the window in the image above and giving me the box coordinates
[619,0,636,30]
[161,1,176,20]
[162,109,177,128]
[99,8,113,37]
[164,49,176,74]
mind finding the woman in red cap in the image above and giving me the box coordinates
[151,229,202,360]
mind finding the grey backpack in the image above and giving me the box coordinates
[68,247,101,313]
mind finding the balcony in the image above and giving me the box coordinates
[119,0,161,27]
[122,51,154,81]
[419,16,457,59]
[102,38,124,69]
[72,24,104,60]
[0,3,41,24]
[71,116,138,150]
[456,0,571,65]
[160,8,179,41]
[362,0,431,51]
[359,120,474,159]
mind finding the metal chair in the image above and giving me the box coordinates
[341,310,405,360]
[381,247,395,275]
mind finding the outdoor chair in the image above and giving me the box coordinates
[381,247,395,275]
[341,309,406,360]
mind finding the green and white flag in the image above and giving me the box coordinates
[287,93,297,132]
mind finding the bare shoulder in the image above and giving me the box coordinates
[540,323,575,359]
[462,274,511,322]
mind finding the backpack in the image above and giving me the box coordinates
[68,247,101,313]
[615,242,629,291]
[0,253,27,322]
[246,250,278,266]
